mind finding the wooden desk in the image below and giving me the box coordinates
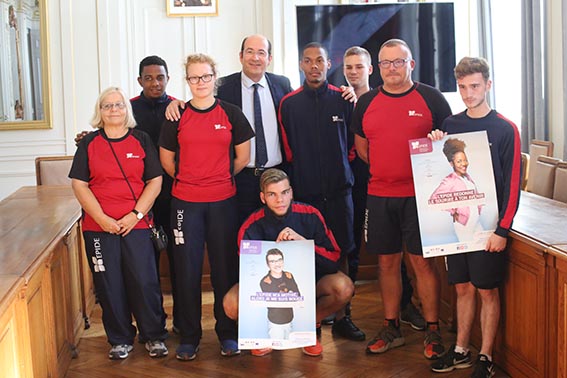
[0,275,28,377]
[550,244,567,254]
[0,186,94,378]
[443,190,567,378]
[513,191,567,245]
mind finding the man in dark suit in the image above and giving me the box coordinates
[217,34,293,222]
[165,34,293,223]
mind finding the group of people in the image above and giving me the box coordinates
[69,34,521,378]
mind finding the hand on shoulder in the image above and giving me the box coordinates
[75,130,91,146]
[165,99,186,122]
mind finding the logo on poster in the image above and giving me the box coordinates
[409,138,432,154]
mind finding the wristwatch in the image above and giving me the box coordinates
[132,209,144,220]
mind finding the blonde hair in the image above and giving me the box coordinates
[89,87,136,129]
[344,46,372,65]
[379,38,413,59]
[185,53,218,78]
[259,168,289,192]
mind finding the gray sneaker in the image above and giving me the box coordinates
[366,321,404,354]
[108,344,133,360]
[400,302,426,331]
[145,340,168,358]
[424,324,445,359]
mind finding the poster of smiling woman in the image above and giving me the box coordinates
[409,131,499,258]
[238,239,316,350]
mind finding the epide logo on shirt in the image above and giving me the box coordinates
[331,115,344,123]
[126,152,140,159]
[408,110,423,117]
[214,124,227,130]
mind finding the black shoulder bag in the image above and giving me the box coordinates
[106,138,168,252]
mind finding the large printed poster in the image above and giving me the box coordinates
[238,240,316,350]
[409,131,499,257]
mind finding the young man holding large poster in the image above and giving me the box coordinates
[223,168,354,357]
[429,57,521,378]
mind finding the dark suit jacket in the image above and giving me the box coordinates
[216,72,293,168]
[216,71,293,112]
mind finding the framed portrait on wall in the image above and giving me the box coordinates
[166,0,218,17]
[0,0,51,130]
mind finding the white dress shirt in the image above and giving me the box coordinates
[241,73,282,168]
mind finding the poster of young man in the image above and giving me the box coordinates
[409,131,499,257]
[238,239,316,350]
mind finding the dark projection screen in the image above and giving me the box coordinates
[296,2,456,92]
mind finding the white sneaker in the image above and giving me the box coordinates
[145,340,168,358]
[108,344,133,359]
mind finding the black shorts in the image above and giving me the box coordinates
[315,254,339,282]
[365,195,423,255]
[447,250,507,289]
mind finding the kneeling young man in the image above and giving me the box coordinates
[223,168,354,357]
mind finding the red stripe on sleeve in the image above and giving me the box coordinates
[497,113,521,230]
[292,203,341,262]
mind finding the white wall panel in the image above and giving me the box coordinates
[131,1,191,100]
[0,0,483,200]
[0,0,268,200]
[62,0,100,146]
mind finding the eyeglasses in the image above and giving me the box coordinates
[186,74,214,84]
[377,58,409,69]
[267,257,283,264]
[243,49,268,58]
[100,102,126,111]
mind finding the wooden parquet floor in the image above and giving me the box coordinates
[66,281,509,378]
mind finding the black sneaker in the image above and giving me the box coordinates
[176,343,199,361]
[332,316,366,341]
[220,339,241,357]
[431,345,473,372]
[471,354,496,378]
[321,313,335,325]
[400,303,426,331]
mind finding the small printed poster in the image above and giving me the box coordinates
[238,239,316,350]
[409,131,499,257]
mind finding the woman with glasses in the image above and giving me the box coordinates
[69,87,168,360]
[159,53,254,361]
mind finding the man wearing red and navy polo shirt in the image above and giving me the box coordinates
[351,39,452,359]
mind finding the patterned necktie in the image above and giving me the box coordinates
[253,83,268,167]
